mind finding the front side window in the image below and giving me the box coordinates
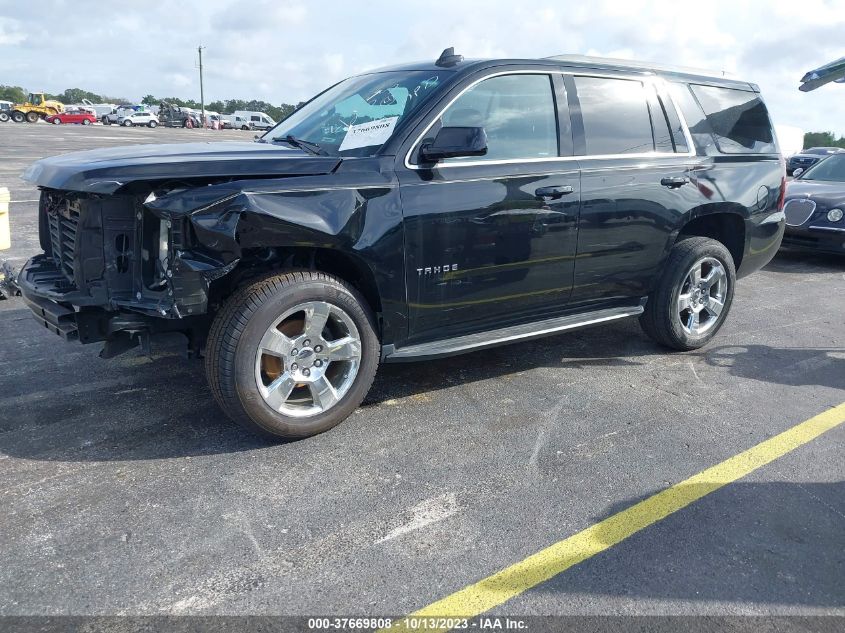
[574,76,655,156]
[435,73,558,162]
[266,70,446,157]
[688,84,776,154]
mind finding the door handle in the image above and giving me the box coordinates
[660,176,689,189]
[535,185,574,200]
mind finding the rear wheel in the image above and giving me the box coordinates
[0,112,8,123]
[639,237,736,350]
[25,111,39,123]
[11,111,25,123]
[205,271,380,440]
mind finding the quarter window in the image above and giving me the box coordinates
[438,74,558,162]
[688,84,776,154]
[574,76,655,155]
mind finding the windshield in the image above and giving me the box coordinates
[798,154,845,182]
[807,147,841,155]
[264,71,445,156]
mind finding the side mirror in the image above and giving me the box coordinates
[419,126,487,162]
[793,168,804,177]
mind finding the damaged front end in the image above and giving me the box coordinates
[19,187,240,357]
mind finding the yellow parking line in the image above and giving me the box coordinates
[389,402,845,631]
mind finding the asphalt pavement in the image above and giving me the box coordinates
[0,122,843,623]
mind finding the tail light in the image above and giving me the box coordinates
[777,155,787,211]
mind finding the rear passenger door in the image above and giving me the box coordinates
[566,73,704,308]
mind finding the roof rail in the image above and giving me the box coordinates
[545,54,735,79]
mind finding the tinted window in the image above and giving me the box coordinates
[798,154,845,182]
[574,76,654,155]
[439,74,558,162]
[689,84,776,154]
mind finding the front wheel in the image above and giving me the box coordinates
[82,118,91,125]
[52,118,62,125]
[0,112,8,123]
[148,121,157,128]
[639,236,736,351]
[25,111,39,123]
[123,119,133,127]
[205,270,380,440]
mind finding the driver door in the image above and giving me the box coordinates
[396,72,580,343]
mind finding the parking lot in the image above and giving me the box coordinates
[1,123,843,620]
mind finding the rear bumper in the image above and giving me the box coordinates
[736,211,786,278]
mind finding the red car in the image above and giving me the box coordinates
[45,111,98,125]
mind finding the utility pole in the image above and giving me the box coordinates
[198,45,205,129]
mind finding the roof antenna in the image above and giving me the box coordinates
[436,47,464,67]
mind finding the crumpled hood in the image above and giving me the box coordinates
[21,141,341,194]
[785,180,845,208]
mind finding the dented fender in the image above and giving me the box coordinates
[142,163,407,342]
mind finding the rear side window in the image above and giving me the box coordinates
[574,76,654,155]
[688,84,776,154]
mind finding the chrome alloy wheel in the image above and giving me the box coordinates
[677,257,728,335]
[254,301,362,418]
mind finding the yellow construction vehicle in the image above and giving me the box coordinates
[10,93,64,123]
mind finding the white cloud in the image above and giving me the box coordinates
[0,17,26,45]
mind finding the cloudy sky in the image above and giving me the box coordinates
[1,0,844,134]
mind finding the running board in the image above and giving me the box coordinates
[385,305,644,362]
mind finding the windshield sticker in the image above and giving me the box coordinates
[339,116,399,151]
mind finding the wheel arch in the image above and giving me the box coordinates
[211,246,384,339]
[673,205,747,270]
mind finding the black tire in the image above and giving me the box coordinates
[11,111,25,123]
[82,118,91,125]
[0,112,9,123]
[639,236,736,351]
[148,121,157,128]
[205,270,380,440]
[25,111,39,123]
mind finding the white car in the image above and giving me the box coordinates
[118,112,159,128]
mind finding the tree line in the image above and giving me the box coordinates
[803,131,845,150]
[0,85,300,122]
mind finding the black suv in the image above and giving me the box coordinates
[19,50,786,439]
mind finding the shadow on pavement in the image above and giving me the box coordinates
[764,249,845,273]
[705,344,845,390]
[2,298,842,462]
[0,310,659,462]
[499,480,845,609]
